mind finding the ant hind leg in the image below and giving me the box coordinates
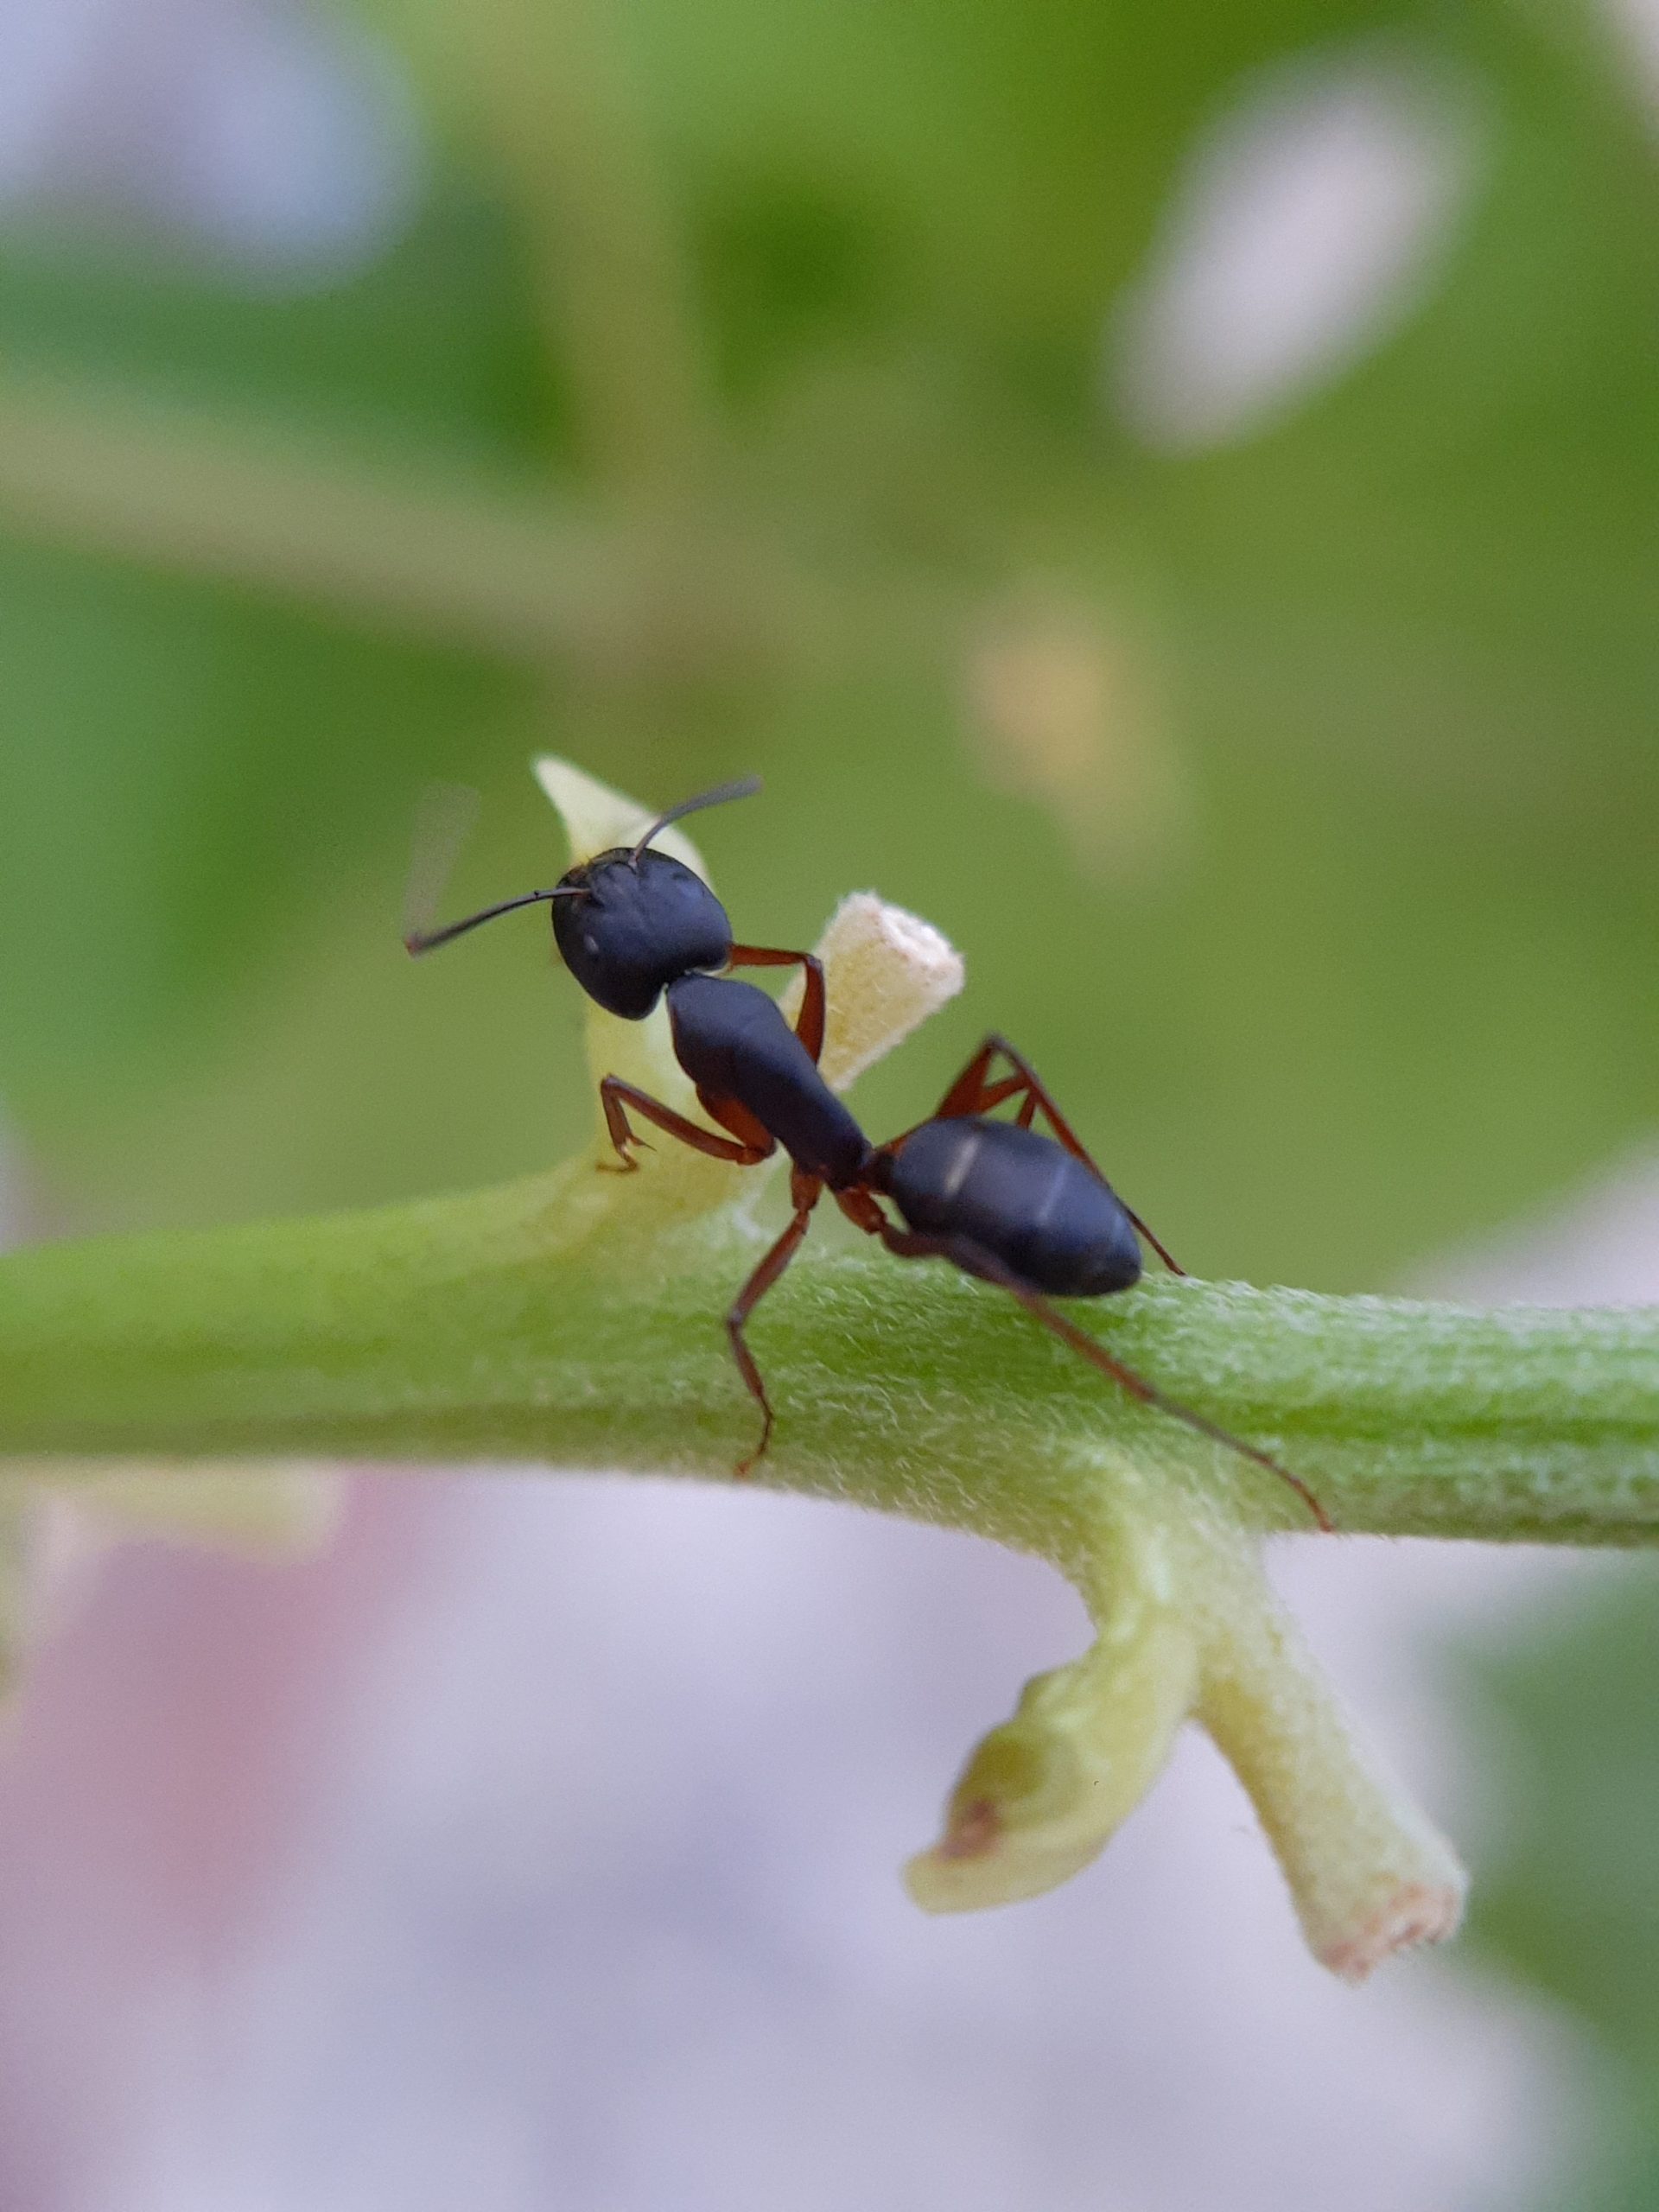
[918,1036,1185,1275]
[871,1221,1328,1530]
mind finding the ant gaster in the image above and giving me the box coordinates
[405,779,1331,1530]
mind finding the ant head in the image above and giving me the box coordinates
[404,774,757,1022]
[551,845,733,1019]
[550,775,757,1018]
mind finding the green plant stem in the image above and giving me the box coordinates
[467,0,708,490]
[0,372,931,679]
[3,1165,1656,1550]
[0,371,617,658]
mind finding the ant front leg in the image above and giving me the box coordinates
[598,1077,774,1173]
[924,1034,1185,1275]
[726,945,825,1065]
[726,1171,823,1476]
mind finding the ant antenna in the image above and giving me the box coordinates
[629,774,762,868]
[401,781,582,957]
[404,888,582,957]
[401,772,761,953]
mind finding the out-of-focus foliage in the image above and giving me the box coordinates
[0,0,1651,1276]
[1460,1563,1659,2211]
[0,0,1652,2187]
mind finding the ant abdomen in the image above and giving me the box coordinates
[883,1116,1143,1299]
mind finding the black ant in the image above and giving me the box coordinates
[405,779,1331,1530]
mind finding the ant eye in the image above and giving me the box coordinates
[582,932,601,957]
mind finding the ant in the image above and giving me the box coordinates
[405,778,1331,1530]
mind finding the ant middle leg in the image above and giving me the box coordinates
[727,945,826,1064]
[923,1035,1185,1275]
[598,1077,774,1173]
[866,1222,1330,1531]
[726,1170,823,1476]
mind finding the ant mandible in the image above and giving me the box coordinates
[404,778,1331,1531]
